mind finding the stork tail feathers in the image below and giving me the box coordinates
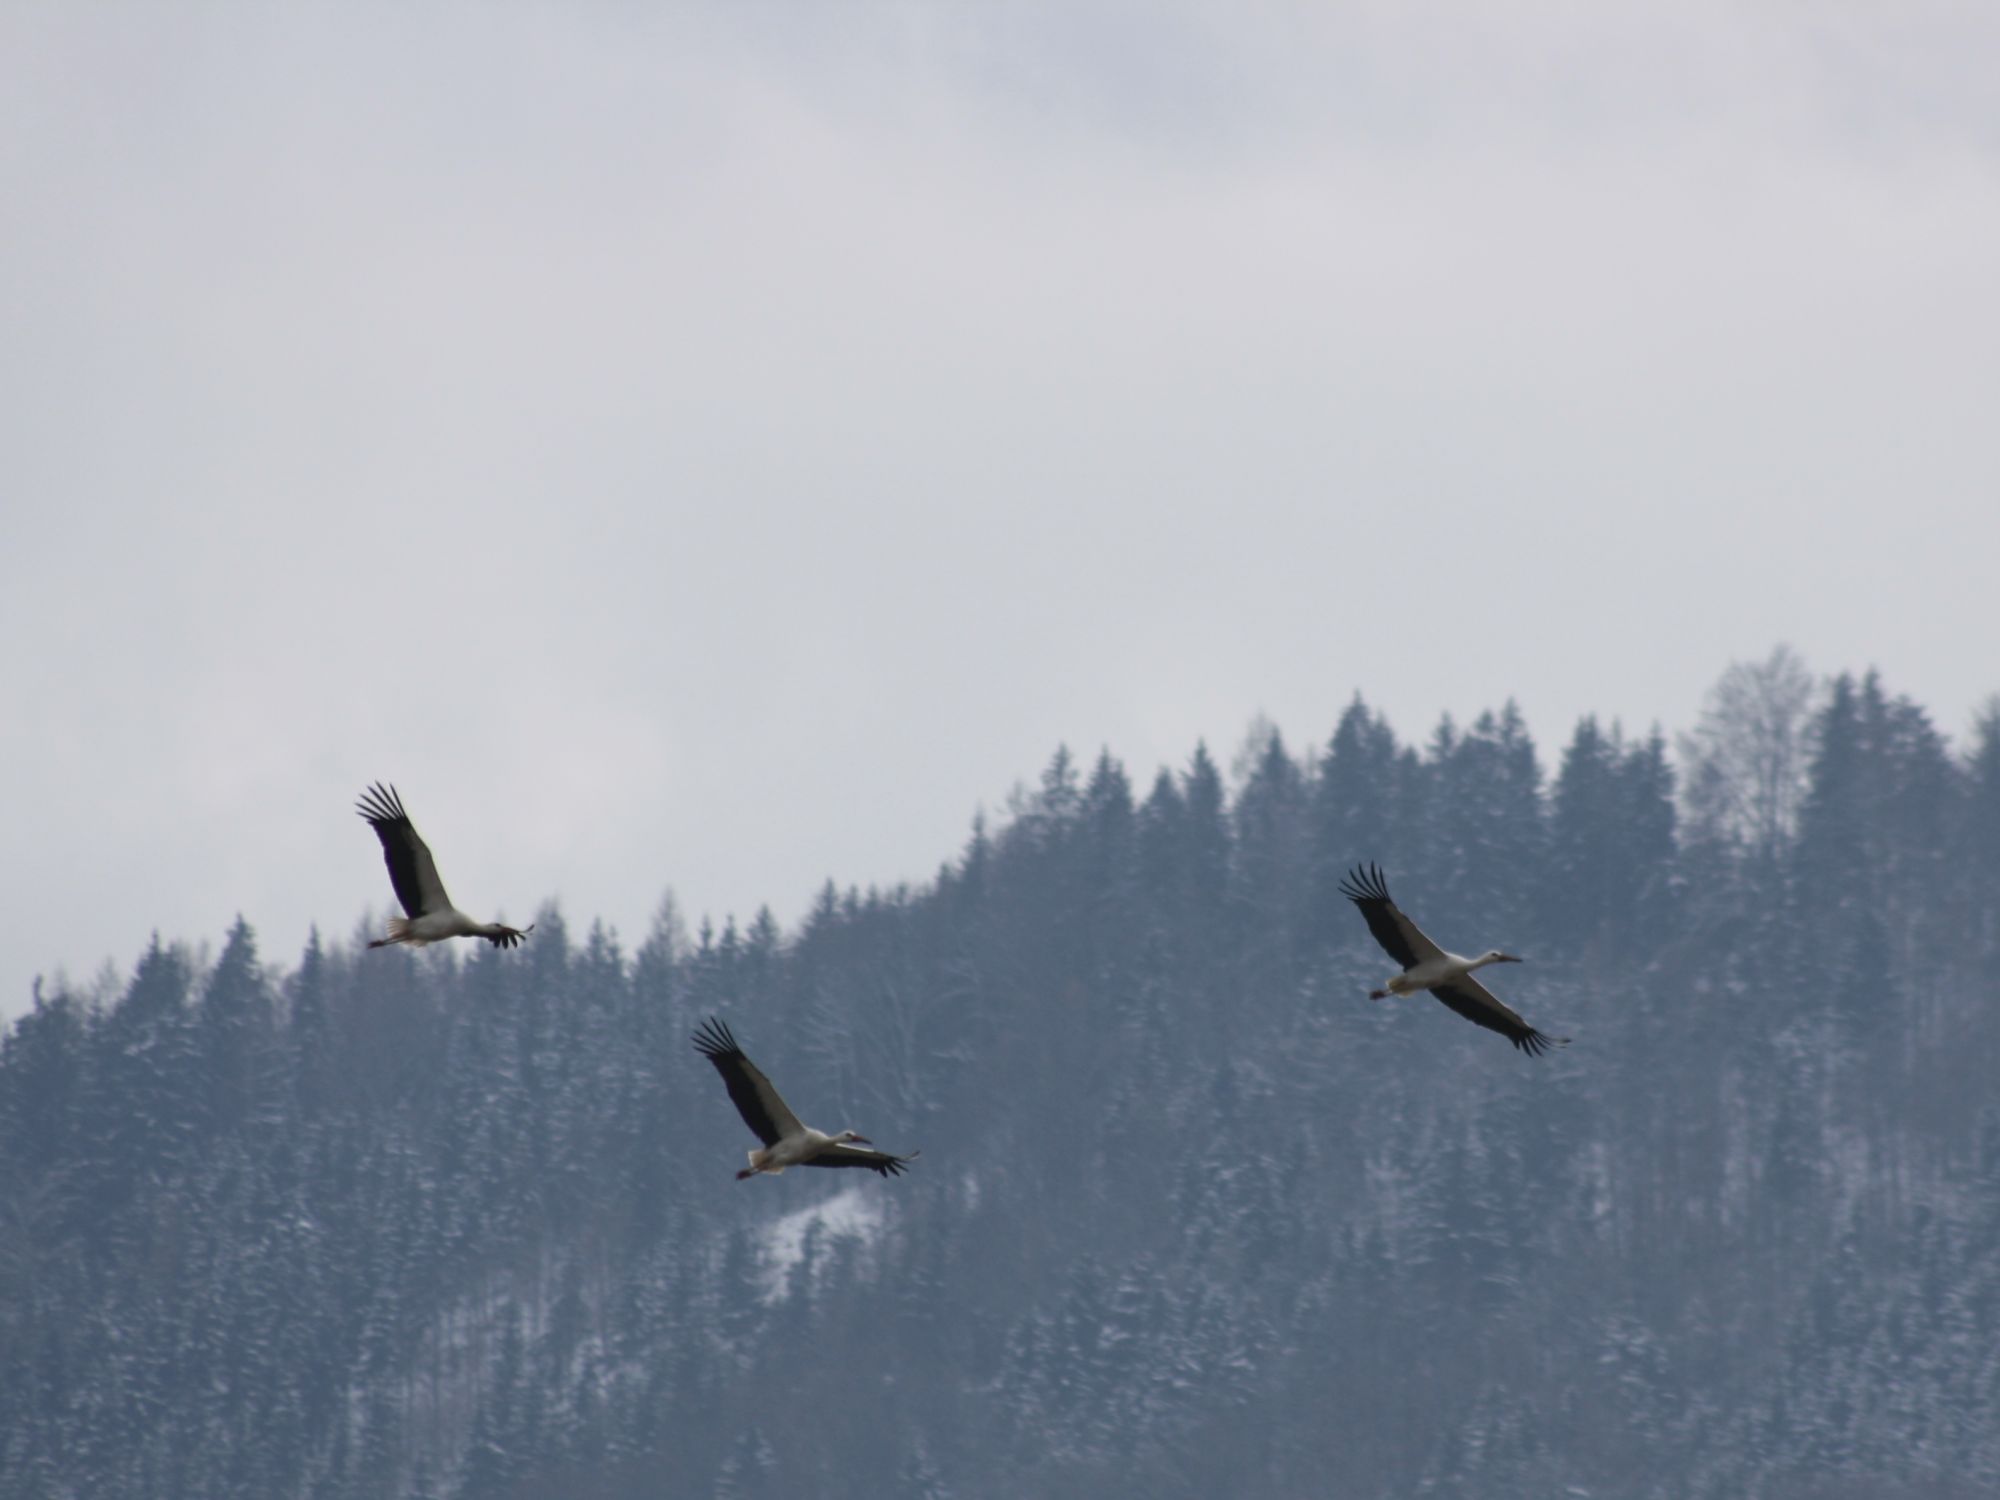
[368,917,413,949]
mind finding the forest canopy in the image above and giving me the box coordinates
[4,652,1998,1500]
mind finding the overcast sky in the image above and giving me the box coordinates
[4,2,1997,1018]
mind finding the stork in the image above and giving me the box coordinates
[693,1017,918,1179]
[355,783,532,950]
[1340,863,1567,1056]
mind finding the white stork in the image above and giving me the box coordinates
[1340,863,1567,1056]
[693,1017,918,1180]
[355,783,532,950]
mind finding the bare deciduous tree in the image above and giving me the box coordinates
[1677,644,1818,862]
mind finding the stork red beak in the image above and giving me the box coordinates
[851,1134,873,1146]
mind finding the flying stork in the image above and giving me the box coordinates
[1340,863,1567,1056]
[355,782,533,950]
[693,1016,918,1180]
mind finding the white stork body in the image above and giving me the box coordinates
[1379,950,1511,998]
[693,1017,917,1180]
[750,1126,863,1177]
[355,783,531,951]
[1340,863,1567,1056]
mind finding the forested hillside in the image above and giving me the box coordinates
[5,656,1999,1499]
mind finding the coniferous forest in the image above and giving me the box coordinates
[4,653,2000,1499]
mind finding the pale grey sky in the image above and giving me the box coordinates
[4,2,1997,1017]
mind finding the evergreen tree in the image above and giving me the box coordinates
[1541,718,1676,958]
[1313,697,1402,863]
[89,936,201,1199]
[1135,767,1186,913]
[456,1319,531,1499]
[1964,701,2000,950]
[193,917,275,1136]
[1080,748,1140,965]
[286,928,333,1117]
[1616,726,1679,943]
[0,981,90,1181]
[1310,695,1404,949]
[1543,715,1622,948]
[1229,725,1311,986]
[1423,702,1544,942]
[1795,672,1871,921]
[1180,742,1229,920]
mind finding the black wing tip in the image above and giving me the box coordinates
[692,1015,740,1060]
[1514,1029,1571,1057]
[1338,861,1393,906]
[804,1146,921,1177]
[355,782,409,826]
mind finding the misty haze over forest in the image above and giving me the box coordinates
[7,1,1998,1033]
[4,652,1999,1498]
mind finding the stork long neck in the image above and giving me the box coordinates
[1464,951,1503,973]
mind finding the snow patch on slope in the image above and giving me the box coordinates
[760,1186,883,1303]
